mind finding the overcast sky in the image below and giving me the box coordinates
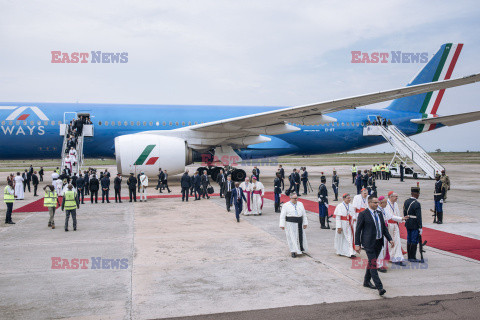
[1,0,479,152]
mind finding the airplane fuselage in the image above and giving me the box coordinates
[0,103,438,160]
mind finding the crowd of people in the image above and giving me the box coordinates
[3,162,451,295]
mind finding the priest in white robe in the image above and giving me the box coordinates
[376,196,390,270]
[279,193,308,258]
[14,172,25,200]
[65,155,72,173]
[385,192,408,265]
[240,177,253,215]
[69,147,77,163]
[55,178,64,196]
[250,177,265,215]
[351,188,368,245]
[334,193,356,258]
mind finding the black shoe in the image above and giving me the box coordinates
[363,282,376,289]
[74,228,76,231]
[119,201,122,203]
[65,229,68,232]
[81,202,85,204]
[7,221,15,224]
[321,226,328,229]
[129,200,132,202]
[437,221,443,224]
[48,222,52,227]
[182,199,185,202]
[378,289,386,296]
[291,253,296,258]
[378,268,387,273]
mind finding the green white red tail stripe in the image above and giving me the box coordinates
[417,43,463,132]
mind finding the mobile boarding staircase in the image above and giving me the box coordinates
[363,125,444,179]
[60,120,94,175]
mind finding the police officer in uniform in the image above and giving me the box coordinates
[399,162,405,182]
[332,170,339,201]
[301,167,309,195]
[434,174,446,224]
[127,173,137,202]
[403,186,422,262]
[351,164,357,184]
[367,171,376,196]
[43,185,58,228]
[318,175,329,229]
[62,184,80,231]
[114,173,122,203]
[274,172,282,213]
[3,180,15,224]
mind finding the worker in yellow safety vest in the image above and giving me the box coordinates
[351,164,357,184]
[375,164,381,179]
[372,164,377,178]
[381,163,386,180]
[385,165,390,180]
[62,184,79,232]
[44,185,58,229]
[4,180,15,224]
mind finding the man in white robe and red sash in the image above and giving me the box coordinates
[240,177,252,215]
[250,177,264,215]
[376,196,390,272]
[352,188,368,245]
[334,193,356,258]
[385,191,408,266]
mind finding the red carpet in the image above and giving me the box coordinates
[13,193,220,213]
[263,192,480,261]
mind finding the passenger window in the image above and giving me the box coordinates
[137,121,140,126]
[98,121,102,125]
[162,121,166,126]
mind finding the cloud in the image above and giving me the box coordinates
[0,0,479,151]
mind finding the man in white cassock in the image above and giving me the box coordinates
[14,172,25,200]
[65,155,72,173]
[240,177,253,215]
[69,147,77,163]
[55,178,64,196]
[279,193,308,258]
[352,188,368,246]
[250,177,265,215]
[385,192,408,266]
[334,193,356,258]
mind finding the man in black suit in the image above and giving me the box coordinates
[278,165,285,191]
[89,174,99,203]
[223,175,234,212]
[180,170,191,202]
[355,195,393,296]
[76,174,85,204]
[216,169,226,198]
[193,171,201,200]
[231,182,247,222]
[101,174,111,203]
[32,171,39,196]
[114,173,122,203]
[201,170,210,199]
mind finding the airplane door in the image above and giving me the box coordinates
[64,112,77,124]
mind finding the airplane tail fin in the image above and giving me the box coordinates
[386,43,463,116]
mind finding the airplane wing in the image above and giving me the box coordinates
[411,110,480,126]
[148,73,480,149]
[183,73,480,134]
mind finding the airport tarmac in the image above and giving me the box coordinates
[0,161,479,319]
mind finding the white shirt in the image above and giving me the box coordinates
[352,194,368,211]
[279,201,308,227]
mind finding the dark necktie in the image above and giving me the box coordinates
[373,211,381,239]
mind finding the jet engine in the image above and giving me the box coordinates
[114,134,193,177]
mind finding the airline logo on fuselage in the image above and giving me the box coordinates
[0,106,48,136]
[135,145,158,165]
